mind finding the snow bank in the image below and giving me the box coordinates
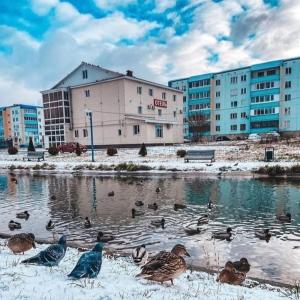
[0,240,290,300]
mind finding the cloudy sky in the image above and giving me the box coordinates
[0,0,299,106]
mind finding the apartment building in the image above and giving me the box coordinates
[169,57,300,140]
[41,62,183,147]
[0,104,45,147]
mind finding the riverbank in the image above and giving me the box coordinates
[0,238,293,300]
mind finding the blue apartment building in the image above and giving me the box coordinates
[169,57,300,140]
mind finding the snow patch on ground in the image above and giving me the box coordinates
[0,240,290,300]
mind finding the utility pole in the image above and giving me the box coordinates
[85,111,95,162]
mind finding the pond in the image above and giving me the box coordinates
[0,173,299,283]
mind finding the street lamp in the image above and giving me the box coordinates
[85,110,95,162]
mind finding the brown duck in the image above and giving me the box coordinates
[8,233,36,254]
[217,261,246,285]
[136,244,190,285]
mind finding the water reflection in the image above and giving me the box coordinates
[0,173,299,283]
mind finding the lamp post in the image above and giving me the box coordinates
[85,110,95,162]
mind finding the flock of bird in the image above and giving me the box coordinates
[6,177,294,285]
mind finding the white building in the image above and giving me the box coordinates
[41,62,183,147]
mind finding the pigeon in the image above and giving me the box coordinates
[68,243,104,279]
[21,235,67,267]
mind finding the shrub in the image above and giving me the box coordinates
[48,146,59,156]
[290,165,300,174]
[107,148,118,156]
[176,149,186,157]
[28,137,35,152]
[8,146,18,155]
[266,165,285,177]
[75,143,82,156]
[138,143,147,157]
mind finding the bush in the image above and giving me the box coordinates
[176,149,186,157]
[48,146,59,156]
[75,143,82,156]
[139,143,147,157]
[28,137,35,152]
[266,165,285,177]
[290,165,300,174]
[8,146,18,155]
[107,148,118,156]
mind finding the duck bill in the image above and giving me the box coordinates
[186,251,191,257]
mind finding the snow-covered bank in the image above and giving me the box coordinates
[0,240,292,300]
[1,143,300,175]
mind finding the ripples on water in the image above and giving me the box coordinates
[0,173,299,283]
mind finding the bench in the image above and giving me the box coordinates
[184,150,215,162]
[23,151,45,162]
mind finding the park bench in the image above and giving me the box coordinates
[184,150,215,163]
[23,151,45,162]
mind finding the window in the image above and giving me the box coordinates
[231,101,238,108]
[258,71,264,77]
[162,92,166,100]
[230,113,237,119]
[149,89,153,96]
[158,109,162,116]
[173,111,177,118]
[240,124,246,131]
[189,91,210,99]
[230,125,237,131]
[216,126,220,132]
[241,75,247,82]
[284,107,291,115]
[285,94,291,101]
[83,129,88,137]
[173,95,176,101]
[137,86,142,94]
[183,96,186,102]
[216,103,221,109]
[82,70,88,79]
[285,81,291,88]
[215,114,220,121]
[285,67,292,75]
[251,94,276,103]
[216,91,220,97]
[253,108,276,115]
[133,125,140,135]
[155,124,163,138]
[75,130,79,138]
[138,106,142,114]
[241,112,247,118]
[267,69,276,76]
[251,120,279,129]
[230,76,238,84]
[216,79,221,86]
[241,88,246,95]
[85,90,90,97]
[118,129,122,136]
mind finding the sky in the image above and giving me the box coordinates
[0,0,299,106]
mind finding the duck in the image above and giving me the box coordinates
[8,233,36,254]
[151,218,165,229]
[233,258,250,274]
[184,227,200,235]
[84,217,92,228]
[132,208,145,218]
[68,243,103,279]
[135,200,144,207]
[22,235,67,267]
[276,213,292,223]
[156,187,161,194]
[132,244,149,266]
[136,244,190,285]
[174,203,187,211]
[208,201,213,210]
[50,195,56,200]
[46,220,55,230]
[197,214,209,225]
[16,211,30,219]
[97,231,115,243]
[212,227,233,240]
[8,220,22,230]
[108,191,115,197]
[10,178,18,184]
[217,261,246,285]
[148,203,158,210]
[255,229,271,241]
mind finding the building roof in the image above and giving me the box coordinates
[0,104,42,110]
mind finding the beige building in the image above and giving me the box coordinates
[41,62,183,147]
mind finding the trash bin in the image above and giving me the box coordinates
[265,147,274,162]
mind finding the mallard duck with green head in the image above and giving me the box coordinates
[16,211,30,219]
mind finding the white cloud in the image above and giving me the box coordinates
[30,0,59,16]
[94,0,136,10]
[154,0,176,13]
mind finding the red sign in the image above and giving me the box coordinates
[154,99,167,108]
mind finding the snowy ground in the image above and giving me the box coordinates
[1,141,300,174]
[0,239,293,300]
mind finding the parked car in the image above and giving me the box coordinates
[266,131,280,138]
[216,136,231,142]
[248,133,261,141]
[58,143,88,153]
